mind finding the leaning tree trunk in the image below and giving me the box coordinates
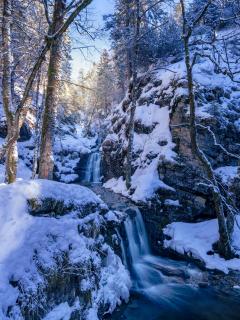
[182,27,234,259]
[2,0,18,183]
[38,0,65,180]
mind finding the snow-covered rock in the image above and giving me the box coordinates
[54,125,98,183]
[0,180,130,320]
[163,218,240,274]
[102,28,240,253]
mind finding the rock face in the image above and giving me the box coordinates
[102,57,240,253]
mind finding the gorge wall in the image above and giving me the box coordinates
[102,49,240,253]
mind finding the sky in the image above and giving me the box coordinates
[71,0,115,81]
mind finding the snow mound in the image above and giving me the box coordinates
[164,218,240,274]
[0,180,130,319]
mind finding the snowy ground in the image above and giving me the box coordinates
[54,124,97,155]
[164,218,240,274]
[0,180,130,320]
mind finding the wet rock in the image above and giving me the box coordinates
[153,264,190,279]
[134,120,155,134]
[27,196,102,218]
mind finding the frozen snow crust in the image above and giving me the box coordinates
[0,180,130,320]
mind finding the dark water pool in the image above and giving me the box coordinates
[109,285,240,320]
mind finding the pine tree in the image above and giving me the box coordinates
[95,50,116,118]
[106,0,169,97]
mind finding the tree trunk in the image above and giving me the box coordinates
[32,73,45,179]
[2,0,18,183]
[180,0,234,259]
[5,138,18,183]
[38,0,65,180]
[125,0,140,189]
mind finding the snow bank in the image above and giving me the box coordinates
[164,218,240,274]
[43,301,80,320]
[0,180,130,319]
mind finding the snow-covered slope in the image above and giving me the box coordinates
[0,180,130,320]
[104,102,176,202]
[103,28,240,203]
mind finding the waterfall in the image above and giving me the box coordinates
[92,152,101,183]
[121,208,195,304]
[84,152,101,183]
[124,209,150,262]
[123,208,165,300]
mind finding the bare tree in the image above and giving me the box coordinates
[180,0,235,259]
[38,0,93,179]
[32,72,46,179]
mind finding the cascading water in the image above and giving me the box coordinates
[120,208,203,305]
[85,189,240,320]
[84,151,101,183]
[100,193,240,320]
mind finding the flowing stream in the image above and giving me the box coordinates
[87,180,240,320]
[109,207,240,320]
